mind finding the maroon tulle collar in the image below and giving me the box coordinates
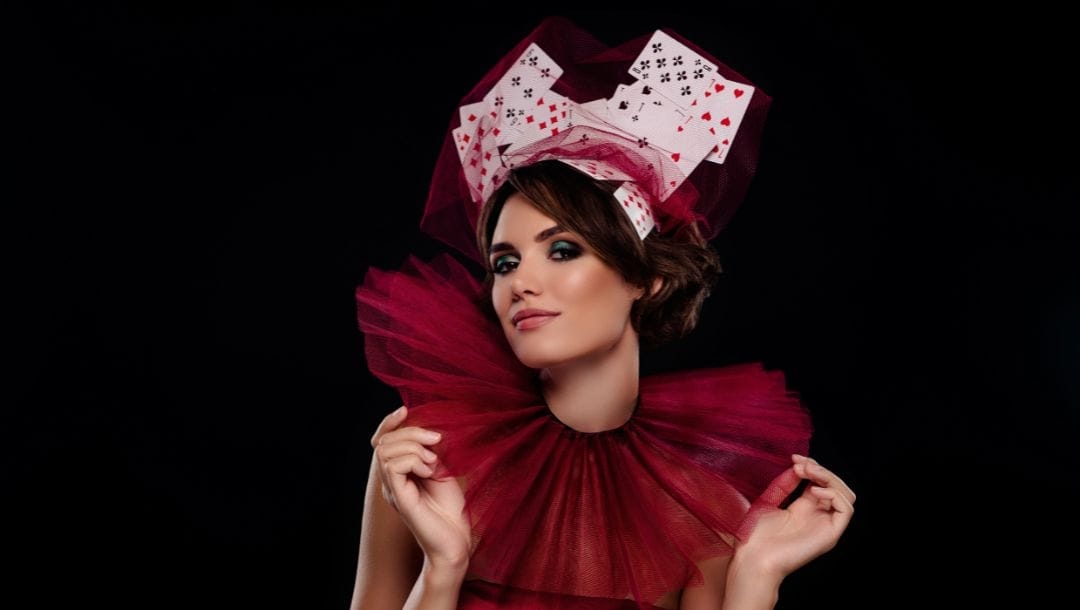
[356,252,812,606]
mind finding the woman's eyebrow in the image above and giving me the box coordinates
[489,225,566,255]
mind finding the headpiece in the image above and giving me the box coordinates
[421,17,771,263]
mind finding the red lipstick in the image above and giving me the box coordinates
[511,308,560,330]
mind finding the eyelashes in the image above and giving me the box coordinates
[548,240,582,264]
[491,240,582,275]
[491,256,516,275]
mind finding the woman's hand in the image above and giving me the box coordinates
[371,406,471,568]
[733,454,856,580]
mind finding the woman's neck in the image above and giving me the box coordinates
[539,324,640,433]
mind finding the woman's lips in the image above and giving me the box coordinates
[515,313,559,330]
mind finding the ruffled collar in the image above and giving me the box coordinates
[356,253,811,605]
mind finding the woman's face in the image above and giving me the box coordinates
[489,193,644,369]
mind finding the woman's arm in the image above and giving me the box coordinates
[678,553,782,610]
[350,406,471,610]
[735,455,855,578]
[349,457,422,609]
[681,455,855,609]
[717,555,782,610]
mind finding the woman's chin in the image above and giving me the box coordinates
[512,345,578,371]
[515,354,562,370]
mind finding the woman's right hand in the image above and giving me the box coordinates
[371,406,471,568]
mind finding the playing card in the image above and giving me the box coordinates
[607,80,689,150]
[483,43,563,143]
[484,42,563,104]
[556,158,635,182]
[451,125,473,165]
[487,78,555,144]
[608,81,675,122]
[606,79,716,175]
[502,92,572,154]
[455,107,506,202]
[459,101,493,131]
[512,42,564,83]
[614,182,658,238]
[628,30,718,105]
[688,77,755,164]
[458,99,518,153]
[573,99,619,127]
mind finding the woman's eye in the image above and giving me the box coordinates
[550,240,581,260]
[492,254,519,275]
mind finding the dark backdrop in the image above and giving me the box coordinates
[7,3,1078,609]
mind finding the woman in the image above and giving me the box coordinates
[352,19,854,609]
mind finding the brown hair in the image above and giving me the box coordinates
[476,160,722,349]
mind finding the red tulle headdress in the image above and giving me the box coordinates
[422,16,772,263]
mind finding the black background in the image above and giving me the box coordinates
[6,3,1078,609]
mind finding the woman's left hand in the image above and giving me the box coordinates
[734,454,856,579]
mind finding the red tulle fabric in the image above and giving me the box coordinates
[356,253,812,608]
[422,16,772,264]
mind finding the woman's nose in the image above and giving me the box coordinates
[510,256,542,299]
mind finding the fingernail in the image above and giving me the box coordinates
[393,406,406,416]
[425,431,442,442]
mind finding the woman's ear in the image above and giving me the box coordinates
[633,277,664,301]
[648,277,664,298]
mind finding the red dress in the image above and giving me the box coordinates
[356,253,812,609]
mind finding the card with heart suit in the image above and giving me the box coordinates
[687,77,755,164]
[607,80,718,175]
